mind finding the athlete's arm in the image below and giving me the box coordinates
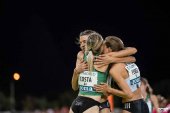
[94,56,136,66]
[94,63,133,99]
[71,51,87,91]
[150,94,160,113]
[108,47,137,57]
[94,47,137,66]
[108,63,133,99]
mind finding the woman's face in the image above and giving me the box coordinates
[79,35,88,52]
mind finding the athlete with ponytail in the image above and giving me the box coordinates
[70,30,138,113]
[71,30,137,92]
[70,32,108,113]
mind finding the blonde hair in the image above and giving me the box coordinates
[86,33,103,73]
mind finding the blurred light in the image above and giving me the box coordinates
[13,73,20,81]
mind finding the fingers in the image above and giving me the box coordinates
[94,58,105,65]
[94,59,103,62]
[106,52,113,56]
[94,61,103,65]
[94,56,104,61]
[81,64,87,68]
[80,59,84,63]
[76,62,88,73]
[79,60,87,64]
[93,84,102,89]
[98,54,106,57]
[82,66,88,71]
[100,82,107,85]
[93,84,106,88]
[80,61,87,68]
[94,86,107,93]
[83,61,87,64]
[93,85,103,92]
[93,56,106,65]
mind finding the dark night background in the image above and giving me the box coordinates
[0,0,170,103]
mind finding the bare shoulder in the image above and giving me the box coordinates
[110,63,127,78]
[111,63,126,70]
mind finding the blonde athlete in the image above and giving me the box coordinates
[71,30,137,113]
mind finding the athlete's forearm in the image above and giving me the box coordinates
[110,47,137,57]
[71,68,79,91]
[112,56,136,63]
[151,95,160,113]
[108,87,133,99]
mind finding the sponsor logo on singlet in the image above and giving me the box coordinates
[130,76,140,85]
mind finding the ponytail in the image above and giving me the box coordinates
[86,32,103,74]
[87,51,93,74]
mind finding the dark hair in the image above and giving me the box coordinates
[75,30,97,45]
[105,36,125,52]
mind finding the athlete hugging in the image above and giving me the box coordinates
[69,30,148,113]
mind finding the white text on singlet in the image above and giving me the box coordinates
[78,71,98,92]
[125,63,141,92]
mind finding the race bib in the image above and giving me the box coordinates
[125,63,141,92]
[78,71,98,92]
[78,71,98,86]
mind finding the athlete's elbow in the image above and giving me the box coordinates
[72,85,78,91]
[124,91,133,99]
[127,93,133,99]
[72,88,78,91]
[71,82,78,91]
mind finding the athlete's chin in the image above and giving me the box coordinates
[82,49,85,52]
